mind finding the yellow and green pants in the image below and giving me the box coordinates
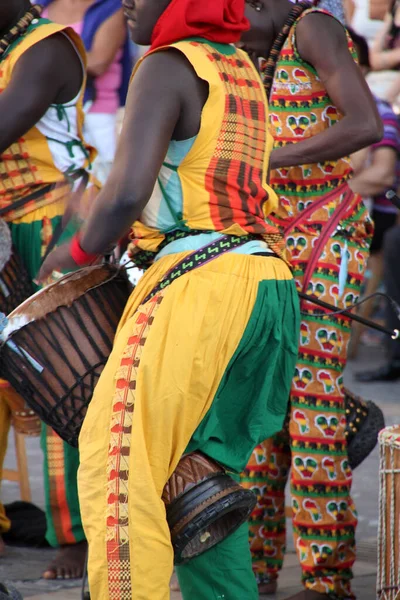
[78,252,300,600]
[0,202,84,547]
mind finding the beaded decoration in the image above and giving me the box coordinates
[0,4,42,61]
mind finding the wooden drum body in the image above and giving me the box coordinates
[1,384,41,436]
[0,219,33,315]
[378,425,400,600]
[0,264,132,447]
[0,252,34,316]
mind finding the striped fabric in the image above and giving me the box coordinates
[130,40,286,260]
[372,97,400,214]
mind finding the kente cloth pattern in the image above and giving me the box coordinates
[240,8,373,598]
[0,20,96,221]
[150,0,249,50]
[129,40,286,262]
[78,252,299,599]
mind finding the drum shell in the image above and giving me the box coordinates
[0,251,33,315]
[1,385,41,436]
[378,426,400,600]
[0,265,132,446]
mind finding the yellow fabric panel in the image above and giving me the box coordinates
[170,41,226,231]
[10,195,66,225]
[78,253,292,599]
[0,22,96,213]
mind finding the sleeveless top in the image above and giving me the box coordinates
[269,8,357,222]
[0,19,96,221]
[130,39,285,260]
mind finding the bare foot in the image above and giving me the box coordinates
[170,572,180,592]
[259,580,278,595]
[42,540,87,580]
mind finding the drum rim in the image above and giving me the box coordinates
[0,263,125,343]
[378,424,400,447]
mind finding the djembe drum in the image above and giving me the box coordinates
[0,220,33,315]
[378,425,400,600]
[0,263,133,447]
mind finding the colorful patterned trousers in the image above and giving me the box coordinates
[241,198,372,598]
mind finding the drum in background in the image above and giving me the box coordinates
[0,220,33,315]
[0,264,132,447]
[378,425,400,600]
[1,384,41,436]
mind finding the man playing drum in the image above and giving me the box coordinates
[38,0,301,597]
[0,0,97,581]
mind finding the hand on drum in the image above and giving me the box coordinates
[36,243,80,285]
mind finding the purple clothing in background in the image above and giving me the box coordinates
[373,97,400,214]
[39,0,131,106]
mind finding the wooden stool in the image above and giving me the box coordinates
[2,386,41,503]
[3,429,34,502]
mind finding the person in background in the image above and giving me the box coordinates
[0,0,98,581]
[40,0,131,184]
[373,223,400,379]
[240,1,382,599]
[369,0,400,101]
[346,29,400,361]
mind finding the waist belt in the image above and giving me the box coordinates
[141,233,274,305]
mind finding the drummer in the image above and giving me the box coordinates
[38,0,301,597]
[0,0,98,580]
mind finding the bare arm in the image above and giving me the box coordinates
[349,146,397,196]
[370,11,400,70]
[0,34,82,154]
[350,146,370,174]
[271,13,383,170]
[86,9,126,77]
[343,0,355,23]
[79,51,193,255]
[386,73,400,102]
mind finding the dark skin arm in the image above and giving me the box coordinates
[86,9,127,77]
[0,33,82,154]
[270,13,383,170]
[349,146,397,196]
[38,51,208,280]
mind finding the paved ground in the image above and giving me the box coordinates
[1,344,398,599]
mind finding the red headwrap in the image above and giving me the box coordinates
[150,0,249,50]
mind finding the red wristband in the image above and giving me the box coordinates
[70,234,99,267]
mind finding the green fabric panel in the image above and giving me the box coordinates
[186,279,300,473]
[176,523,258,600]
[40,424,85,547]
[184,37,236,55]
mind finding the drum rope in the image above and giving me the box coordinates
[378,434,400,599]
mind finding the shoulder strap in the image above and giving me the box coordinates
[262,2,311,99]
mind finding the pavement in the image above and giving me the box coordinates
[1,344,398,599]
